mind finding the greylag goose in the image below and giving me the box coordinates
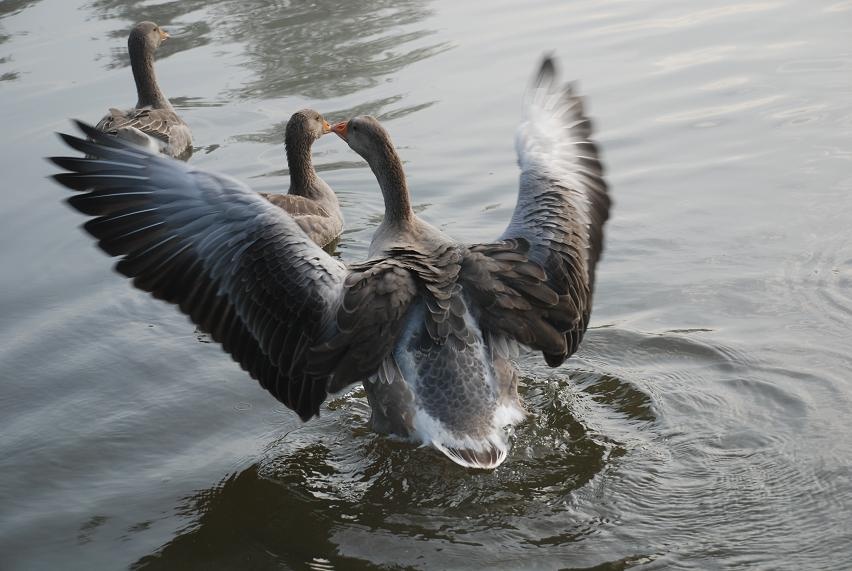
[257,110,342,248]
[95,21,192,160]
[50,57,609,469]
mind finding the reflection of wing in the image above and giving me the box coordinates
[51,122,410,420]
[258,193,341,247]
[96,107,191,158]
[463,57,610,366]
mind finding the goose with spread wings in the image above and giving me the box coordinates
[95,21,192,160]
[51,57,609,469]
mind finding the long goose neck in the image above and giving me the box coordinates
[369,139,412,223]
[129,40,170,109]
[285,129,317,195]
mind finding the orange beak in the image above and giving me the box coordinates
[331,121,348,140]
[321,120,332,134]
[159,29,170,42]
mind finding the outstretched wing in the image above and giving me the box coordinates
[463,57,610,366]
[52,121,347,419]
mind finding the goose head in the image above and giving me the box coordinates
[331,115,412,222]
[129,21,169,54]
[287,109,332,143]
[330,115,393,162]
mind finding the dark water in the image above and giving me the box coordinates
[2,0,851,569]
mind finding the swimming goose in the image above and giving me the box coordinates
[51,57,609,469]
[95,21,192,160]
[257,110,342,248]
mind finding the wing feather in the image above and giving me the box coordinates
[52,121,345,419]
[463,57,610,366]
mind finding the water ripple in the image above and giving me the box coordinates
[782,229,852,331]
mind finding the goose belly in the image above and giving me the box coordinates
[365,301,525,469]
